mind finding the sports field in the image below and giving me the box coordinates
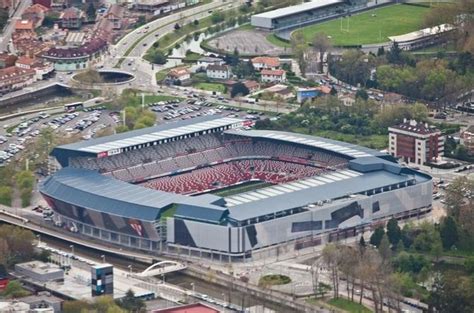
[295,4,431,46]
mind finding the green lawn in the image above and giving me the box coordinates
[295,4,430,46]
[194,82,226,93]
[266,33,292,48]
[328,298,372,313]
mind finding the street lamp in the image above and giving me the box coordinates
[69,244,74,255]
[190,282,195,293]
[36,234,41,247]
[101,254,106,263]
[221,292,226,304]
[128,264,133,276]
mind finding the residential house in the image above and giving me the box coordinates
[339,94,356,107]
[16,56,54,80]
[296,87,319,104]
[166,67,190,85]
[15,20,35,33]
[388,119,444,165]
[263,84,293,99]
[104,4,125,29]
[22,4,49,28]
[60,7,84,29]
[206,64,231,80]
[460,125,474,156]
[261,69,286,84]
[0,66,36,94]
[251,56,280,71]
[196,56,224,70]
[243,80,260,93]
[0,53,17,69]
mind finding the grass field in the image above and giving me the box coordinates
[194,82,226,93]
[211,181,273,197]
[295,4,430,46]
[327,298,372,313]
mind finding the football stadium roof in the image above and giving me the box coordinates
[226,129,387,159]
[52,116,243,166]
[40,167,228,223]
[252,0,344,20]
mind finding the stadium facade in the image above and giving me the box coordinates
[40,116,432,261]
[251,0,369,30]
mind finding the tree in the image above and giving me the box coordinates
[312,32,332,73]
[86,2,96,21]
[147,50,167,65]
[1,280,30,298]
[0,238,9,265]
[193,19,199,26]
[464,257,474,274]
[377,46,385,56]
[63,300,91,313]
[174,23,180,30]
[440,216,458,249]
[387,41,403,65]
[378,234,391,262]
[355,89,368,101]
[230,82,249,98]
[322,243,341,299]
[291,32,308,76]
[370,226,385,247]
[117,290,145,312]
[359,236,366,250]
[386,218,401,246]
[429,271,474,313]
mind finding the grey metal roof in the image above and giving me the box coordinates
[175,204,228,224]
[225,129,385,159]
[226,169,426,222]
[57,115,243,154]
[40,167,227,222]
[252,0,344,20]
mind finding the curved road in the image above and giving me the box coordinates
[104,0,245,88]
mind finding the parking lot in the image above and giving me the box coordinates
[0,95,274,166]
[0,107,116,166]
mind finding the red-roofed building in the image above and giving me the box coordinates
[261,69,286,83]
[389,119,444,165]
[22,3,49,28]
[0,66,36,94]
[166,67,191,85]
[0,53,17,69]
[60,7,84,29]
[153,303,220,313]
[16,56,54,80]
[251,56,280,71]
[104,4,125,30]
[42,38,107,71]
[15,20,35,32]
[243,80,260,92]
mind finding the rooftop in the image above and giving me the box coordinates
[261,69,285,76]
[154,303,220,313]
[16,261,63,275]
[389,119,441,135]
[252,0,343,20]
[389,23,455,43]
[251,56,280,67]
[54,116,243,155]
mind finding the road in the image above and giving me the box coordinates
[0,0,31,52]
[105,0,245,88]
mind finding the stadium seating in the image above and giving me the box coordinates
[69,133,350,194]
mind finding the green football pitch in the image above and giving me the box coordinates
[295,4,431,46]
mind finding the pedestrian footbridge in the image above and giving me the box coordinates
[136,261,187,277]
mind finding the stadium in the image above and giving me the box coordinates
[40,116,433,261]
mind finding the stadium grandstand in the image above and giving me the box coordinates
[251,0,369,30]
[40,116,433,261]
[388,23,455,51]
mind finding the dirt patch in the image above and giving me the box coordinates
[207,29,289,56]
